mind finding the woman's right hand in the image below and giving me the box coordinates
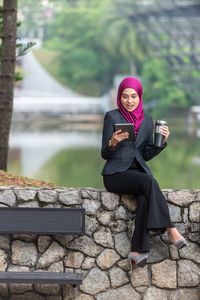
[109,130,129,148]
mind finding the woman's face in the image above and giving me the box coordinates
[120,88,140,112]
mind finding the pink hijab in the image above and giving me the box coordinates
[117,77,144,134]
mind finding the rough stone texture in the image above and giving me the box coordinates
[8,265,30,272]
[80,268,110,295]
[95,285,141,300]
[38,235,52,253]
[83,199,101,215]
[96,249,120,270]
[11,241,37,267]
[18,201,39,207]
[189,201,200,222]
[101,192,119,210]
[169,244,179,260]
[81,189,98,200]
[114,232,131,258]
[169,289,200,300]
[75,294,94,300]
[109,266,129,288]
[97,211,112,225]
[148,236,170,263]
[54,235,74,247]
[109,220,126,233]
[82,257,95,270]
[85,216,99,236]
[0,249,7,271]
[0,283,8,297]
[9,283,33,295]
[63,285,79,300]
[48,261,64,273]
[178,260,200,287]
[0,190,16,206]
[14,190,36,202]
[130,265,149,287]
[34,284,60,295]
[143,287,168,300]
[9,292,44,300]
[94,228,114,248]
[151,260,177,289]
[64,251,84,268]
[46,297,62,300]
[38,190,57,203]
[0,235,9,250]
[179,241,200,263]
[114,205,127,219]
[12,234,37,242]
[117,258,130,272]
[121,194,137,211]
[168,204,182,222]
[68,236,102,257]
[37,241,66,268]
[59,190,82,205]
[168,190,195,206]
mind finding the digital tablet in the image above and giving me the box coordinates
[115,123,136,142]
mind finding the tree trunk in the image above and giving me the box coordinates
[0,0,17,170]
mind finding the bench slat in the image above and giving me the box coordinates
[0,207,85,235]
[0,272,83,285]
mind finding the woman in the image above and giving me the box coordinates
[101,77,187,270]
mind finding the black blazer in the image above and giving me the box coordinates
[101,109,167,176]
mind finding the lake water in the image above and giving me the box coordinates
[8,116,200,189]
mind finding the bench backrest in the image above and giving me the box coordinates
[0,207,85,235]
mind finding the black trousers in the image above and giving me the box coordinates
[103,168,174,253]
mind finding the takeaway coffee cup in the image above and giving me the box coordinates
[154,120,167,147]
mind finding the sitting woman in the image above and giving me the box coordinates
[101,77,187,270]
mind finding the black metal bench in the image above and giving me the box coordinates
[0,207,85,285]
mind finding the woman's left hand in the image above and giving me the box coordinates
[160,125,170,144]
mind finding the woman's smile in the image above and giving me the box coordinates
[121,88,140,112]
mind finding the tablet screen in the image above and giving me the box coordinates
[115,123,136,142]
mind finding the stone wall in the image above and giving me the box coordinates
[0,186,199,300]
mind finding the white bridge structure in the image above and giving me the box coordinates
[9,51,108,177]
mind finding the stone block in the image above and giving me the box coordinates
[0,283,8,297]
[18,201,39,207]
[179,241,200,263]
[148,236,170,263]
[101,192,119,210]
[94,228,114,248]
[81,189,98,200]
[63,285,79,300]
[11,241,37,267]
[169,289,200,300]
[168,204,182,222]
[83,199,101,215]
[34,283,60,295]
[58,190,82,205]
[68,236,102,257]
[109,266,129,288]
[151,259,176,289]
[169,244,179,260]
[189,202,200,222]
[143,287,168,300]
[80,268,110,295]
[48,261,64,273]
[64,251,84,268]
[82,257,95,270]
[109,220,126,233]
[9,283,33,294]
[38,190,57,203]
[97,211,112,225]
[121,194,137,211]
[38,235,52,253]
[130,265,149,287]
[0,236,9,250]
[9,293,44,300]
[178,260,200,287]
[114,206,127,220]
[14,190,36,202]
[85,216,99,236]
[117,258,130,272]
[0,190,16,206]
[75,294,94,300]
[37,241,66,268]
[96,249,120,270]
[12,234,37,242]
[95,285,141,300]
[114,232,131,258]
[168,190,195,206]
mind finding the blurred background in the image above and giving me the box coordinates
[7,0,200,189]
